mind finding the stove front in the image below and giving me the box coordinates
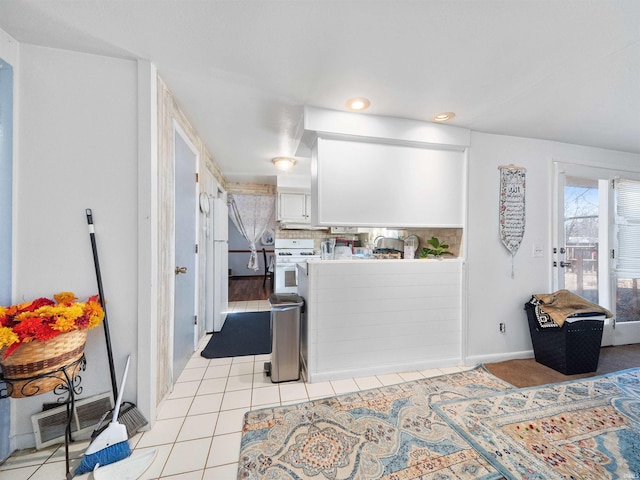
[273,239,319,293]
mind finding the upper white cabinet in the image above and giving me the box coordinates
[277,192,311,223]
[297,107,470,229]
[311,136,465,228]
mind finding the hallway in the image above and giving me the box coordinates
[228,275,271,314]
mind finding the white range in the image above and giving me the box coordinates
[273,239,319,293]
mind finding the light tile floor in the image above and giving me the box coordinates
[0,303,471,480]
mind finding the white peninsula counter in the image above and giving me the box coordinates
[297,258,464,383]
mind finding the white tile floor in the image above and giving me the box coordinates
[0,302,471,480]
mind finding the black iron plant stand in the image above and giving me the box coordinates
[0,355,87,480]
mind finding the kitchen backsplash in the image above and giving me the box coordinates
[276,225,463,257]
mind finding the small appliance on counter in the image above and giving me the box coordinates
[333,246,353,259]
[334,237,356,252]
[321,238,336,259]
[373,236,404,258]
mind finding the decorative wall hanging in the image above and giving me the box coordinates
[498,164,526,278]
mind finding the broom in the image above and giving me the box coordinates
[86,208,148,438]
[75,356,132,475]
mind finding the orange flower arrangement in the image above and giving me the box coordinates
[0,292,104,358]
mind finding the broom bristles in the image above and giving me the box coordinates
[75,440,131,475]
[92,402,149,440]
[119,402,148,437]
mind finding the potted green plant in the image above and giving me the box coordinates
[420,236,453,259]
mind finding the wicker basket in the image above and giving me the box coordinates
[525,300,604,375]
[0,329,88,398]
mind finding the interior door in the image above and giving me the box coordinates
[173,127,198,380]
[554,162,640,346]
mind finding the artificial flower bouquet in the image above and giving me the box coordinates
[0,292,104,358]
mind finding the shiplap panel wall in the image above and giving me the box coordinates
[304,259,463,382]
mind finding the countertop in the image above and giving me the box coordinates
[306,257,462,264]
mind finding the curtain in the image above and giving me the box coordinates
[228,194,275,271]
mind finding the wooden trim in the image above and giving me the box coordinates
[226,182,276,195]
[229,249,274,253]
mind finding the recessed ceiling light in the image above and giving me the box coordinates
[272,157,296,171]
[433,112,455,122]
[345,97,371,111]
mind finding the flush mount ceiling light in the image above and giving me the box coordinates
[272,157,296,171]
[345,97,371,111]
[432,112,456,122]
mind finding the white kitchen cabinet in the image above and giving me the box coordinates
[278,192,311,223]
[311,136,465,228]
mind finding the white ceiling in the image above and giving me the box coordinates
[1,0,639,184]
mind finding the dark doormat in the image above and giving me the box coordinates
[201,311,271,359]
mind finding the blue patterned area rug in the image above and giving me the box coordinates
[434,367,640,479]
[239,367,514,479]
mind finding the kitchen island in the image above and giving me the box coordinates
[297,258,464,382]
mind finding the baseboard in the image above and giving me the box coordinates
[465,350,534,366]
[306,356,466,383]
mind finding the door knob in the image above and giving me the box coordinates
[175,266,187,275]
[559,261,572,268]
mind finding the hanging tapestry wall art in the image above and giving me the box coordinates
[499,164,526,278]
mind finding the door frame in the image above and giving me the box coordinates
[553,161,640,346]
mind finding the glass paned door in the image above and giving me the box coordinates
[554,165,611,344]
[562,176,601,304]
[554,163,640,346]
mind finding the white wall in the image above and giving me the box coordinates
[12,44,138,449]
[0,26,18,463]
[466,132,640,364]
[0,27,18,65]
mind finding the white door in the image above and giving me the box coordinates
[554,162,640,346]
[173,127,198,379]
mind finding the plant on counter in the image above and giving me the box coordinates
[420,236,453,259]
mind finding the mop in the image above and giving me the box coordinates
[75,356,132,475]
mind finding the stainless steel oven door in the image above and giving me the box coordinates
[274,262,299,293]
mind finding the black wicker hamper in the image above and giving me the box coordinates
[525,299,604,375]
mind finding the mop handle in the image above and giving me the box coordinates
[112,356,130,424]
[86,208,119,399]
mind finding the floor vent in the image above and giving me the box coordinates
[31,392,113,449]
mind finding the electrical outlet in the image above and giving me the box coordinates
[499,323,506,334]
[533,245,544,257]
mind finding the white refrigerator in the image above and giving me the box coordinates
[207,192,229,332]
